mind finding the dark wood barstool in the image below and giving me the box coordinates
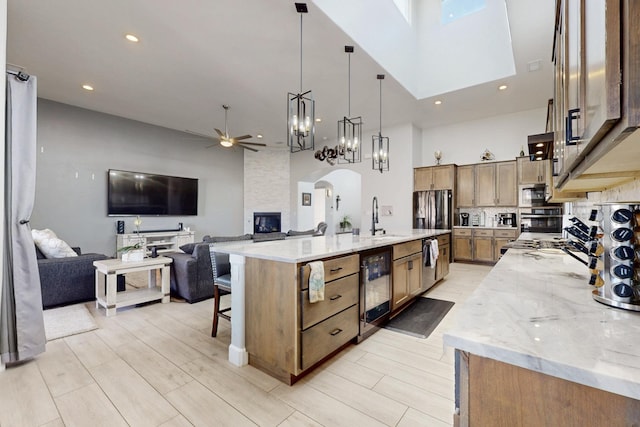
[210,250,232,337]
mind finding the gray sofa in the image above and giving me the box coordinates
[36,246,124,309]
[167,234,253,303]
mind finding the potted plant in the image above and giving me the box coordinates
[119,216,145,262]
[339,215,352,232]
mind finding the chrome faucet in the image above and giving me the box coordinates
[371,196,380,236]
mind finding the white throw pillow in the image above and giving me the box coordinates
[31,228,78,258]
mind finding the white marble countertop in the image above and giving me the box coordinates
[443,240,640,400]
[210,229,450,263]
[453,225,519,230]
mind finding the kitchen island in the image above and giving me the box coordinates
[212,229,450,384]
[443,238,640,425]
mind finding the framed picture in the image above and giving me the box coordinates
[302,192,311,206]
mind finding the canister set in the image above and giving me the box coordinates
[565,203,640,311]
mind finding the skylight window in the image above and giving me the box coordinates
[441,0,485,24]
[393,0,412,24]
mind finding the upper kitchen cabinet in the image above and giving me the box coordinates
[553,0,640,191]
[517,157,550,185]
[456,165,475,207]
[475,161,517,207]
[414,165,456,191]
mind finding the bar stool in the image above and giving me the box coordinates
[210,250,232,337]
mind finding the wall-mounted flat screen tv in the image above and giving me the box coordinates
[108,169,198,216]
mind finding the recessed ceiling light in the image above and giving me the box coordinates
[256,134,263,139]
[125,34,139,43]
[82,84,94,91]
[498,85,508,91]
[315,118,322,123]
[434,100,442,105]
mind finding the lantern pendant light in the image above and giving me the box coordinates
[372,74,389,173]
[338,46,362,164]
[287,2,315,153]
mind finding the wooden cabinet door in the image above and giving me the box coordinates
[392,258,410,310]
[454,237,473,261]
[414,167,433,191]
[436,244,450,281]
[457,165,475,207]
[473,237,494,262]
[582,0,621,146]
[518,157,543,184]
[432,165,454,190]
[475,164,496,206]
[494,238,510,262]
[407,253,422,297]
[496,161,517,206]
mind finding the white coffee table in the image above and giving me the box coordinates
[93,256,173,316]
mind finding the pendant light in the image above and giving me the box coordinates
[287,2,315,153]
[372,74,389,173]
[338,45,362,164]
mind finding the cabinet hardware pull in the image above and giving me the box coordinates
[329,267,343,273]
[330,294,342,300]
[408,260,413,270]
[566,108,581,145]
[330,328,343,336]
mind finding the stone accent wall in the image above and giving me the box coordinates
[243,149,291,234]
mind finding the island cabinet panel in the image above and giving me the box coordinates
[458,352,640,426]
[300,254,359,285]
[392,241,423,312]
[300,305,358,370]
[246,254,360,384]
[300,275,358,330]
[245,258,299,381]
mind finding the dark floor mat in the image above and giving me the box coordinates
[384,297,454,339]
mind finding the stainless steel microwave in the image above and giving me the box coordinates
[519,184,547,207]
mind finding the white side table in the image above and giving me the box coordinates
[93,256,173,316]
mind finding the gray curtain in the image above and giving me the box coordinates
[0,74,45,364]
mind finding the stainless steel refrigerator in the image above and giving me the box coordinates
[413,190,452,229]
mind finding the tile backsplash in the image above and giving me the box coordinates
[570,178,640,219]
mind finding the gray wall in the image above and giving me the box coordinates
[32,100,244,256]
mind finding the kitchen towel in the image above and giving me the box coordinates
[423,240,431,267]
[430,239,439,268]
[308,261,325,303]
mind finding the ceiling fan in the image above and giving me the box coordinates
[186,104,266,152]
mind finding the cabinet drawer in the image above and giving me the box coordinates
[473,229,493,237]
[393,240,422,259]
[453,228,472,237]
[301,274,359,330]
[301,254,360,288]
[437,233,451,246]
[301,305,359,370]
[494,229,517,238]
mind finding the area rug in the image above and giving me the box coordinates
[43,304,98,341]
[384,297,455,339]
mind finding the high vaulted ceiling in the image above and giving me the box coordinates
[7,0,555,149]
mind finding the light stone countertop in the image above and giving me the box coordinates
[443,241,640,400]
[210,229,450,263]
[453,225,519,230]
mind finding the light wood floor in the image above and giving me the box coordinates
[0,263,490,427]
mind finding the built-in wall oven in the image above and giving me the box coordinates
[358,248,391,342]
[519,207,563,233]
